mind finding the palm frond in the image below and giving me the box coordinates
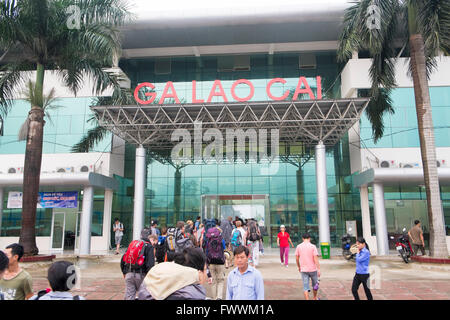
[76,0,135,27]
[409,0,450,77]
[363,88,394,142]
[18,80,63,140]
[71,116,108,152]
[0,0,20,50]
[338,0,403,142]
[0,62,33,116]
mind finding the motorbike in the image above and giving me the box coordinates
[341,227,358,261]
[391,228,413,263]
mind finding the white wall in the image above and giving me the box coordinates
[5,68,130,99]
[0,152,125,177]
[341,56,450,98]
[0,236,109,254]
[360,147,450,171]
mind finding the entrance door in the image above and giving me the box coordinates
[63,210,78,251]
[51,212,65,251]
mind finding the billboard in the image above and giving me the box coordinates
[7,191,78,209]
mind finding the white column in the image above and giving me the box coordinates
[0,188,3,234]
[360,186,372,239]
[79,186,94,255]
[103,189,113,252]
[372,182,390,255]
[133,145,146,241]
[315,141,330,245]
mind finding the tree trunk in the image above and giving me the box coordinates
[409,33,449,258]
[19,106,45,256]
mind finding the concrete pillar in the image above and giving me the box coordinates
[103,189,113,252]
[360,186,372,240]
[133,145,146,241]
[79,186,94,255]
[0,188,3,234]
[372,182,390,255]
[315,141,330,245]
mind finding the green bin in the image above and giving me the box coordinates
[320,242,330,259]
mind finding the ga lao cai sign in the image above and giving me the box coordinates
[134,76,322,105]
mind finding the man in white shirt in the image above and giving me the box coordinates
[113,218,124,255]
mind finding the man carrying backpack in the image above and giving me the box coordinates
[165,221,194,261]
[230,220,246,253]
[121,228,157,300]
[247,219,262,268]
[204,221,226,300]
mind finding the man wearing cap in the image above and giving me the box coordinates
[277,225,294,267]
[121,228,157,300]
[151,220,161,236]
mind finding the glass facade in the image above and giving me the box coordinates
[0,96,108,239]
[360,87,450,236]
[0,97,111,154]
[112,53,363,247]
[360,87,450,148]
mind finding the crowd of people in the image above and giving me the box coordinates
[0,215,387,301]
[121,216,265,300]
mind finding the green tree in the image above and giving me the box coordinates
[338,0,449,257]
[0,0,133,256]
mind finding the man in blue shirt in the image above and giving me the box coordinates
[226,246,264,300]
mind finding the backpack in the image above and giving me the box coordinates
[166,228,178,252]
[166,227,194,253]
[122,240,147,270]
[204,219,216,234]
[205,227,225,264]
[230,229,242,247]
[248,220,261,242]
[155,236,167,263]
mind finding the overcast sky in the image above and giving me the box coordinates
[127,0,350,19]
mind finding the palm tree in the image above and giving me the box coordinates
[338,0,449,257]
[0,0,132,256]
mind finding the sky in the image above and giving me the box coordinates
[127,0,350,19]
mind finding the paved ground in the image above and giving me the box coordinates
[22,250,450,300]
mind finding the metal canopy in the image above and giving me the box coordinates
[91,98,369,149]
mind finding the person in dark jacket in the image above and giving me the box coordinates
[121,228,157,300]
[137,247,208,300]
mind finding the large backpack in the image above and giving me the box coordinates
[205,227,225,264]
[248,220,261,242]
[166,227,178,252]
[122,240,147,271]
[166,227,193,253]
[204,219,216,234]
[230,229,242,247]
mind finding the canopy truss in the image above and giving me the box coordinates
[91,99,369,150]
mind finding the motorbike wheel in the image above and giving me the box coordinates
[399,249,409,263]
[343,250,353,261]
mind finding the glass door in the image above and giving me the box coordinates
[51,212,65,251]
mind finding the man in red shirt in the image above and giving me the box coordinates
[277,225,295,267]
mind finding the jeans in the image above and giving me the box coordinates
[209,264,225,300]
[280,246,289,265]
[351,273,373,300]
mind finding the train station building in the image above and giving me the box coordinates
[0,1,449,255]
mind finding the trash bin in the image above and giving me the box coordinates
[320,242,330,259]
